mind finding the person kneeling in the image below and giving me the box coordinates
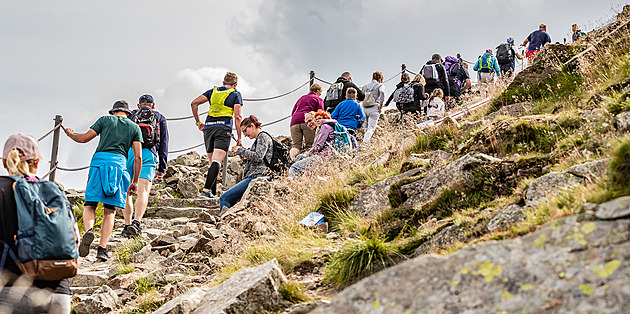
[219,115,272,214]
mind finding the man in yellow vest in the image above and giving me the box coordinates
[191,72,243,198]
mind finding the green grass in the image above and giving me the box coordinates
[114,237,147,265]
[407,124,460,154]
[316,187,357,216]
[324,236,403,287]
[279,281,308,304]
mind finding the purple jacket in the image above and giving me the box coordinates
[291,92,324,126]
[306,119,337,157]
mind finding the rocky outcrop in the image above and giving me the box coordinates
[615,111,630,132]
[73,285,120,314]
[314,214,630,313]
[399,152,502,209]
[525,160,607,207]
[155,259,287,314]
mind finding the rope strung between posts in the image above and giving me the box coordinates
[37,123,62,142]
[314,76,333,85]
[165,79,311,121]
[405,69,418,76]
[383,71,403,83]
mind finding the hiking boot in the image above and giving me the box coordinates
[128,220,142,237]
[200,190,218,199]
[79,229,94,257]
[121,225,132,238]
[96,246,109,262]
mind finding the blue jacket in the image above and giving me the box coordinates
[85,152,130,208]
[331,98,365,131]
[474,52,501,77]
[129,109,169,174]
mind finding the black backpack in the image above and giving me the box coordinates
[496,43,511,64]
[259,131,291,175]
[132,107,160,148]
[324,81,345,110]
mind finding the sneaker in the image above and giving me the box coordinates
[200,190,218,199]
[128,220,141,237]
[96,246,109,262]
[121,225,132,238]
[79,229,94,257]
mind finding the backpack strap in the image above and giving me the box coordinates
[0,240,18,274]
[257,131,275,167]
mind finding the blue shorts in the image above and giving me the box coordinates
[126,148,158,181]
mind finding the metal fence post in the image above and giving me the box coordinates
[309,71,315,87]
[49,115,63,182]
[402,64,406,73]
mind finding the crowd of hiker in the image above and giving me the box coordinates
[0,20,592,312]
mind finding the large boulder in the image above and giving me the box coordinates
[73,285,119,314]
[155,259,287,314]
[399,152,502,209]
[313,215,630,313]
[168,151,202,167]
[525,160,607,207]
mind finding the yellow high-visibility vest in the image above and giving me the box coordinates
[208,87,235,118]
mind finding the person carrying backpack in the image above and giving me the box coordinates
[401,74,429,116]
[331,87,365,135]
[420,54,451,103]
[442,56,471,104]
[571,24,587,43]
[384,72,412,113]
[0,134,74,313]
[496,37,524,78]
[288,110,351,177]
[219,115,274,213]
[427,88,446,119]
[521,24,552,66]
[473,49,501,84]
[290,83,324,158]
[121,94,169,238]
[65,100,143,261]
[361,71,386,145]
[324,72,365,113]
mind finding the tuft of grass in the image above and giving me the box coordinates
[114,237,147,265]
[407,124,460,154]
[279,280,309,304]
[324,236,403,287]
[124,290,164,314]
[243,232,327,274]
[609,97,630,115]
[329,208,376,238]
[609,138,630,192]
[316,187,357,216]
[111,263,136,277]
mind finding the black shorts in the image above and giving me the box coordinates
[83,201,117,211]
[204,127,231,152]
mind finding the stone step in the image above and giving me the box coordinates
[144,206,220,219]
[155,198,219,209]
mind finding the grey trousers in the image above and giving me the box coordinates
[362,105,380,144]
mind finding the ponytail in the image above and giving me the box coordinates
[241,115,262,129]
[5,148,38,176]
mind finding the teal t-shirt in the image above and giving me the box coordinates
[90,115,143,158]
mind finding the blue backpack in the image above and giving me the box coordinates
[0,175,79,281]
[331,123,355,154]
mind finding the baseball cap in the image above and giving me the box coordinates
[109,100,132,115]
[507,37,515,43]
[3,134,40,161]
[139,94,154,104]
[486,49,493,53]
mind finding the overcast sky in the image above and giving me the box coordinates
[0,0,626,188]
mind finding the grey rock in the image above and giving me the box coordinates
[151,233,178,247]
[313,217,630,313]
[326,232,341,239]
[145,206,209,219]
[401,152,501,209]
[525,172,583,207]
[190,258,287,314]
[487,205,526,232]
[615,111,630,132]
[69,266,109,287]
[202,227,223,240]
[350,167,425,217]
[282,300,330,314]
[565,160,608,182]
[194,198,220,209]
[178,177,201,199]
[154,287,210,314]
[178,234,202,251]
[430,150,452,167]
[132,244,152,263]
[413,225,466,256]
[168,151,202,167]
[158,198,188,208]
[73,285,119,314]
[580,108,609,122]
[595,196,630,219]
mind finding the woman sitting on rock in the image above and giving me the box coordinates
[288,110,340,177]
[220,115,272,213]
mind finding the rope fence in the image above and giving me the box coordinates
[31,62,497,178]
